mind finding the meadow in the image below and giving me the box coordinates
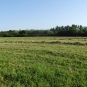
[0,37,87,87]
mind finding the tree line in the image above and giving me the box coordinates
[0,24,87,37]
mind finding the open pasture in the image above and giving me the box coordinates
[0,37,87,87]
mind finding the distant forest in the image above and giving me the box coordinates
[0,24,87,37]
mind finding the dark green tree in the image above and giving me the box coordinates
[69,24,78,36]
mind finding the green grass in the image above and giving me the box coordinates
[0,37,87,87]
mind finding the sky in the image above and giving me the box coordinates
[0,0,87,31]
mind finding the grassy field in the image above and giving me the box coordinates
[0,37,87,87]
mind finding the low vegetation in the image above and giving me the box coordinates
[0,37,87,87]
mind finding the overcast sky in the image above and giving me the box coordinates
[0,0,87,31]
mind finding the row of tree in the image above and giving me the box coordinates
[0,24,87,37]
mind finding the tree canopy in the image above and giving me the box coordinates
[0,24,87,37]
